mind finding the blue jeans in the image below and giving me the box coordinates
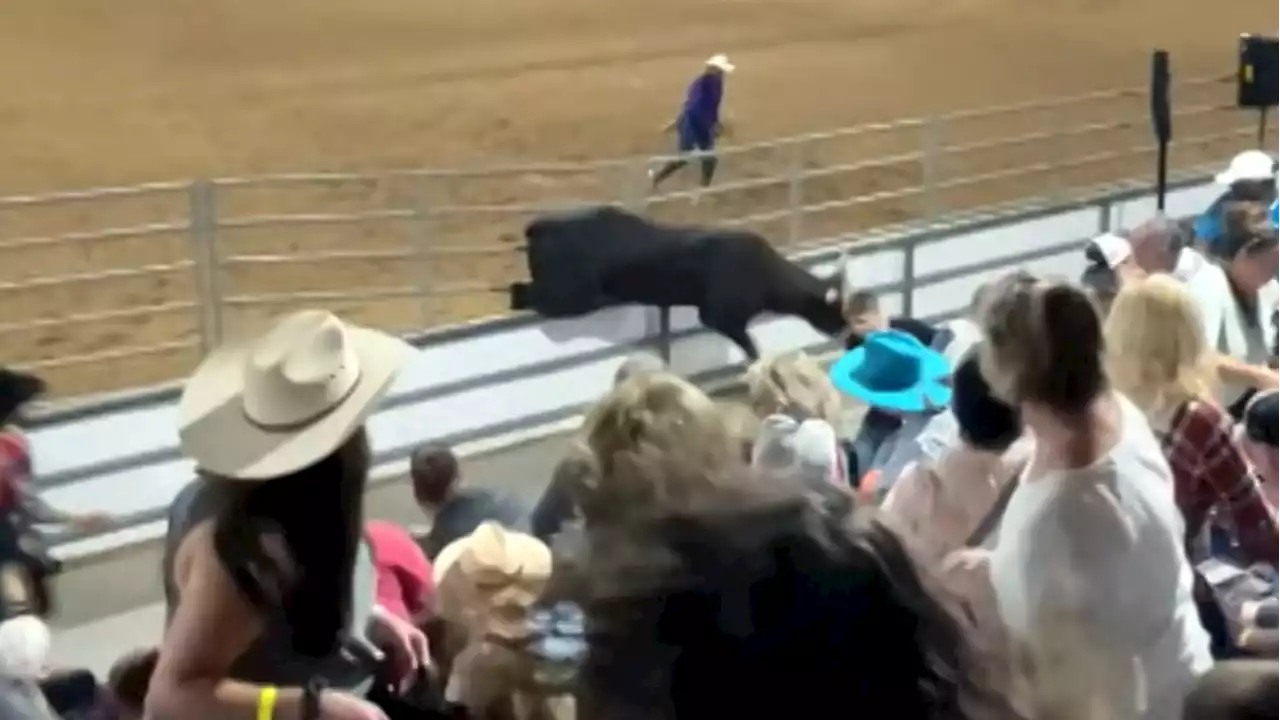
[651,122,718,188]
[849,412,900,486]
[676,123,715,153]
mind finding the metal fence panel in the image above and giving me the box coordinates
[2,75,1273,401]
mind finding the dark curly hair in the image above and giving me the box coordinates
[577,468,1021,720]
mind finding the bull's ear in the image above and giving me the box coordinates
[824,286,840,305]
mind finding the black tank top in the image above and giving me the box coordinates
[162,479,377,690]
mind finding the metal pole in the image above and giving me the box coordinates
[1045,107,1065,203]
[1149,50,1172,212]
[907,117,943,318]
[787,141,805,246]
[187,180,223,352]
[408,175,435,328]
[920,117,943,225]
[657,306,673,366]
[622,157,650,212]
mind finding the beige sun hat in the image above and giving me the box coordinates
[433,521,553,639]
[179,309,412,481]
[705,53,735,73]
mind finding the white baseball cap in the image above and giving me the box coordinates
[1088,232,1133,269]
[1214,150,1276,186]
[705,54,735,73]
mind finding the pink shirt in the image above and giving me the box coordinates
[882,437,1031,671]
[365,520,435,624]
[882,440,1029,564]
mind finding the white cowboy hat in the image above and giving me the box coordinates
[433,521,553,639]
[179,310,412,480]
[705,54,735,73]
[1215,150,1276,186]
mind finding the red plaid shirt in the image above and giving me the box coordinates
[1163,401,1278,567]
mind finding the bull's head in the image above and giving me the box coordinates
[803,258,851,337]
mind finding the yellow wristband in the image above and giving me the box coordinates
[256,685,279,720]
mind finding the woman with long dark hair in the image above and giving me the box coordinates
[578,474,1019,719]
[146,310,428,720]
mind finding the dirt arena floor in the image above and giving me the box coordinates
[0,0,1274,398]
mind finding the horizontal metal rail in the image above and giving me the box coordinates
[799,186,925,216]
[216,208,417,229]
[222,285,428,306]
[0,261,194,292]
[939,104,1238,159]
[0,301,199,335]
[0,75,1236,207]
[220,249,417,268]
[936,74,1229,121]
[0,72,1266,403]
[0,221,191,252]
[13,339,198,371]
[0,181,189,208]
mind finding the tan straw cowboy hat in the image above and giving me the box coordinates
[433,521,554,640]
[179,310,412,480]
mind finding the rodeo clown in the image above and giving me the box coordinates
[649,54,735,199]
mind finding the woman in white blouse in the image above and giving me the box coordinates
[975,273,1212,720]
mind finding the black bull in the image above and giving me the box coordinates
[508,206,848,360]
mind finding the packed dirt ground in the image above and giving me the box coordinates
[0,0,1273,397]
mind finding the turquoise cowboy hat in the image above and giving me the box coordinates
[829,329,952,412]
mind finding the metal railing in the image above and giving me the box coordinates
[1,73,1273,399]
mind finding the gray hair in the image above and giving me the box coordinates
[1128,214,1187,252]
[614,353,666,386]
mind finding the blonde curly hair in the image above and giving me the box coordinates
[1104,274,1215,420]
[580,373,738,523]
[744,351,844,426]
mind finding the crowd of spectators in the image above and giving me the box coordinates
[0,150,1275,719]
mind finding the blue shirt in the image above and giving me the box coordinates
[678,71,723,134]
[1193,192,1230,246]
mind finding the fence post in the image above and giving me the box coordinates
[906,117,944,318]
[919,116,942,229]
[787,140,805,246]
[657,307,673,366]
[188,180,223,352]
[620,157,650,212]
[409,175,436,329]
[1045,108,1066,203]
